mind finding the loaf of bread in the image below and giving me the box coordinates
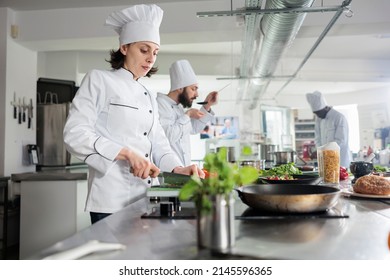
[353,175,390,195]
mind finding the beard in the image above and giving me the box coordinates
[178,87,194,108]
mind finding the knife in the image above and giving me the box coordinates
[157,171,194,186]
[22,97,26,122]
[18,97,22,124]
[12,92,17,119]
[130,167,193,186]
[28,98,33,128]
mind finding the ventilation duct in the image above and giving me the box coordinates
[240,0,315,109]
[197,0,353,109]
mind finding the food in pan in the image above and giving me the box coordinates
[258,162,302,178]
[265,175,296,180]
[353,175,390,195]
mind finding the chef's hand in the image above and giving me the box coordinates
[186,108,205,119]
[173,165,205,179]
[203,91,218,111]
[116,148,160,179]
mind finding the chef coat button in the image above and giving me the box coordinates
[144,92,147,95]
[145,154,148,158]
[143,132,147,136]
[149,110,152,113]
[148,180,151,184]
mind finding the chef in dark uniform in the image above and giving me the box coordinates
[64,4,204,224]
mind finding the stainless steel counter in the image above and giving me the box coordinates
[11,166,88,182]
[30,185,390,260]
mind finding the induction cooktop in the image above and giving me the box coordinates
[141,206,349,220]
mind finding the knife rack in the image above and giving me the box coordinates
[10,92,34,128]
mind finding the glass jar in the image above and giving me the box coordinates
[317,142,340,184]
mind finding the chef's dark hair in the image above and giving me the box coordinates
[106,47,158,77]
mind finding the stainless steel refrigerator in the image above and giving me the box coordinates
[36,103,70,166]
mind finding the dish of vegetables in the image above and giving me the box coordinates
[258,163,321,185]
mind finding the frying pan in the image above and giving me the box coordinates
[235,184,340,213]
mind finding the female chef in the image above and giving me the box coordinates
[63,4,204,224]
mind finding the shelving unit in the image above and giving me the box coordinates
[294,121,315,156]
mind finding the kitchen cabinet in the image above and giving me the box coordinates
[12,170,89,259]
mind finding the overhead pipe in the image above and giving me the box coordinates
[237,0,263,104]
[244,0,315,109]
[196,0,352,108]
[273,0,353,98]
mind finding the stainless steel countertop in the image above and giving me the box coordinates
[31,183,390,260]
[11,167,88,182]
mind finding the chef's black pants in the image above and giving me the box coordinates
[90,212,111,224]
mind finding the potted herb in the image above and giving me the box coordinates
[179,147,258,251]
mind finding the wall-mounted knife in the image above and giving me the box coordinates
[22,97,27,122]
[18,97,22,124]
[13,92,17,119]
[28,98,33,129]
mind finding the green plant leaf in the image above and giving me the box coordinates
[179,146,258,214]
[238,166,259,185]
[241,145,253,156]
[178,179,199,201]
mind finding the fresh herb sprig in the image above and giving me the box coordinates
[179,147,259,214]
[374,165,389,172]
[259,162,302,177]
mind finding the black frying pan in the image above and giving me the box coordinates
[236,184,340,213]
[258,174,321,185]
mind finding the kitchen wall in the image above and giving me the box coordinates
[37,49,390,151]
[0,8,37,179]
[0,8,7,177]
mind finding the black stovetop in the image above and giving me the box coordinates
[141,206,349,220]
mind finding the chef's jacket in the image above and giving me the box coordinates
[156,92,215,166]
[315,108,351,167]
[63,68,181,214]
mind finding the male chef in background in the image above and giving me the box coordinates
[157,59,218,166]
[306,91,351,168]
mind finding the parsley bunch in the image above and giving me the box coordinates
[179,147,259,214]
[258,162,302,177]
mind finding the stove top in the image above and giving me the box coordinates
[141,206,348,220]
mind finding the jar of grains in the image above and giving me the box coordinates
[317,142,340,184]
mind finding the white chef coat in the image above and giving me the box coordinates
[63,68,181,213]
[315,108,351,167]
[156,92,215,166]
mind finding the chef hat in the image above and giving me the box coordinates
[306,91,327,112]
[169,60,198,91]
[105,4,163,46]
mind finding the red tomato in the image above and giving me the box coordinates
[202,169,218,179]
[339,166,349,180]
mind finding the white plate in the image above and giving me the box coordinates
[341,187,390,199]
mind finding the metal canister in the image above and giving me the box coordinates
[259,144,278,162]
[240,160,265,170]
[217,147,236,162]
[197,194,235,252]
